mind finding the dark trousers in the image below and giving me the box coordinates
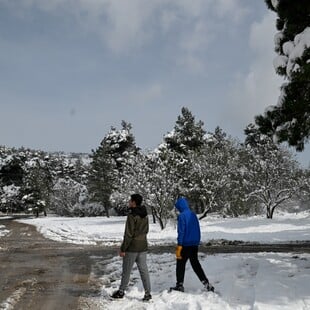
[176,246,209,284]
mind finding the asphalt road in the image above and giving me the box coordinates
[0,217,309,309]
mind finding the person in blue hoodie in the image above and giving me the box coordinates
[170,197,214,293]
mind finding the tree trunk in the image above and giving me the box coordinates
[198,199,210,220]
[151,206,156,224]
[270,206,277,219]
[158,217,164,230]
[266,206,272,219]
[199,208,210,220]
[105,206,110,218]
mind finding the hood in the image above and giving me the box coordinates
[175,197,190,213]
[131,205,148,218]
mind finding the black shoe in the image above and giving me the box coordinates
[111,290,125,299]
[204,283,214,292]
[142,293,152,301]
[169,283,184,292]
[202,280,214,292]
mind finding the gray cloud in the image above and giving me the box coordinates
[225,11,283,132]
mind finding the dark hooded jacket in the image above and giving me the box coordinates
[120,205,149,252]
[175,197,201,246]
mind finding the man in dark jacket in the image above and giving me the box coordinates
[170,197,214,293]
[112,194,152,301]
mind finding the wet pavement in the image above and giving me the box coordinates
[0,218,116,310]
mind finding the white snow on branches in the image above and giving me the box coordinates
[274,27,310,77]
[271,0,279,9]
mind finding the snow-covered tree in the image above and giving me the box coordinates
[88,121,138,216]
[143,148,182,229]
[51,177,89,216]
[110,151,146,214]
[294,168,310,211]
[22,156,52,216]
[181,127,247,219]
[70,155,90,185]
[111,148,179,229]
[1,184,20,213]
[256,0,310,151]
[104,120,139,171]
[0,152,25,212]
[244,123,303,218]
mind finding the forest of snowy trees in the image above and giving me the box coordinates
[1,107,309,229]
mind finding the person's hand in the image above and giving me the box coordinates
[119,251,126,257]
[175,245,182,260]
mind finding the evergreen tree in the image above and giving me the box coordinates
[255,0,310,151]
[88,143,116,217]
[0,155,24,187]
[22,156,52,216]
[88,121,138,216]
[164,107,206,154]
[104,120,139,171]
[71,156,89,185]
[161,107,207,206]
[0,154,25,212]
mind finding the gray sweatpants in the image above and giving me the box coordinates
[119,251,151,294]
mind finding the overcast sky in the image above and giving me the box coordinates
[0,0,309,167]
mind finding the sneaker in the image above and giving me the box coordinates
[111,290,125,299]
[142,293,152,301]
[169,283,184,292]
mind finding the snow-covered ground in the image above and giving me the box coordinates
[3,212,310,309]
[0,220,10,251]
[90,252,310,310]
[15,211,310,246]
[0,222,10,238]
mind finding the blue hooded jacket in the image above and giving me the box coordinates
[175,197,201,246]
